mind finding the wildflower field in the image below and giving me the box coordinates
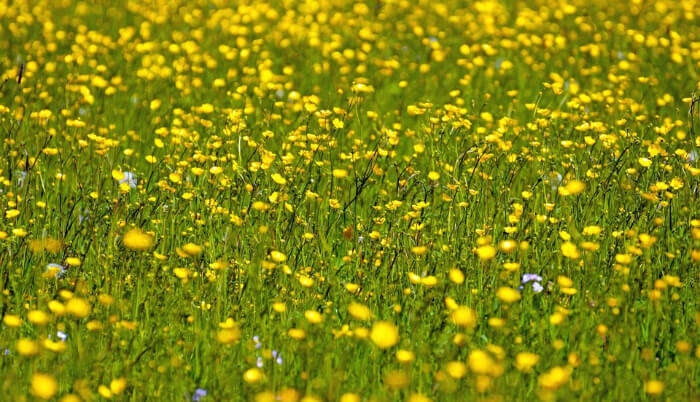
[1,0,699,400]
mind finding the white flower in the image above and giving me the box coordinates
[119,172,137,189]
[79,208,90,224]
[17,171,26,187]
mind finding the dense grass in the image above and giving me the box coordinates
[0,0,698,400]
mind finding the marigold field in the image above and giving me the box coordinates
[1,0,699,400]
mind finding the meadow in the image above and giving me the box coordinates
[0,0,698,400]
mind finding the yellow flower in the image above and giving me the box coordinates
[272,302,286,313]
[582,225,602,236]
[348,302,371,321]
[407,393,431,402]
[86,321,104,331]
[411,246,428,255]
[304,310,323,324]
[17,338,40,356]
[180,243,203,257]
[383,370,409,389]
[561,287,577,295]
[43,338,67,353]
[550,312,566,325]
[332,169,348,178]
[3,314,22,327]
[563,180,585,195]
[269,250,286,263]
[340,393,361,402]
[66,297,91,318]
[496,287,521,303]
[28,310,50,326]
[538,366,572,390]
[354,327,369,339]
[32,373,58,400]
[173,268,190,279]
[111,170,125,181]
[216,327,241,344]
[639,234,657,248]
[251,201,270,211]
[514,352,540,372]
[499,240,518,253]
[561,242,580,259]
[476,245,497,260]
[615,253,633,265]
[669,177,683,190]
[271,173,287,185]
[557,276,574,287]
[370,321,399,349]
[65,257,81,267]
[503,262,520,272]
[396,349,415,364]
[44,238,63,253]
[298,275,314,287]
[420,276,437,286]
[99,294,115,305]
[288,328,306,340]
[450,306,477,328]
[243,368,264,383]
[449,268,465,284]
[59,394,81,402]
[169,172,182,183]
[98,385,113,398]
[468,350,495,375]
[122,228,154,251]
[638,157,652,167]
[446,361,468,378]
[644,380,664,395]
[676,340,692,354]
[110,378,127,395]
[488,317,506,328]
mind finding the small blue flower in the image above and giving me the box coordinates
[521,274,542,284]
[57,331,68,341]
[494,58,504,70]
[46,263,66,278]
[192,388,207,401]
[272,350,283,365]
